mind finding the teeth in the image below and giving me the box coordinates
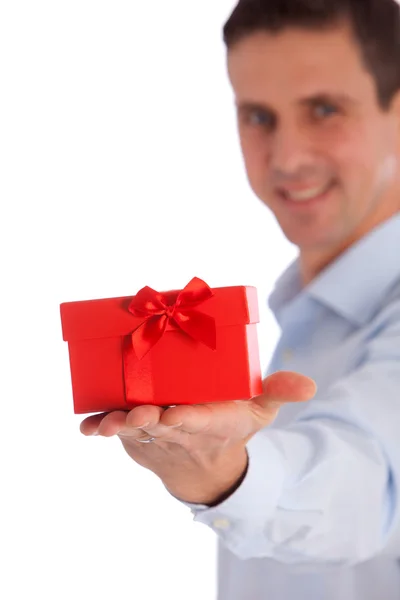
[284,184,329,202]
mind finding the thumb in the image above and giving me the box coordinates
[252,370,317,414]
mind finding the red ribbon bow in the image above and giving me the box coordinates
[128,277,217,360]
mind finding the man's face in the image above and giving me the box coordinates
[227,24,400,257]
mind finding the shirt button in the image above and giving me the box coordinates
[282,348,294,362]
[213,518,231,530]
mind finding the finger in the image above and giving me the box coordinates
[97,406,170,437]
[80,412,111,436]
[159,402,255,439]
[250,371,317,422]
[125,405,165,429]
[118,406,181,441]
[159,372,316,436]
[80,406,179,440]
[261,371,317,403]
[96,411,132,437]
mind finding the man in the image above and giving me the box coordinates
[80,0,400,598]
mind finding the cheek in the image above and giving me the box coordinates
[320,123,364,165]
[239,131,268,181]
[337,150,396,200]
[239,127,263,156]
[371,153,398,199]
[320,125,384,191]
[238,121,397,199]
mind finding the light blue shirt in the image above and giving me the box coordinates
[179,214,400,600]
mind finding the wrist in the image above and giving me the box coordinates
[164,446,249,506]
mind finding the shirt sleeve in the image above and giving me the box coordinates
[173,309,400,566]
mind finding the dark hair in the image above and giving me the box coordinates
[223,0,400,110]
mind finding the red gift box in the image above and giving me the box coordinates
[60,277,263,414]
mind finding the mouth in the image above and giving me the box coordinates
[277,180,337,209]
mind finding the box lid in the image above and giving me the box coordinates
[60,285,259,342]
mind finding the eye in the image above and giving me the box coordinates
[241,109,275,129]
[250,110,270,125]
[313,102,339,119]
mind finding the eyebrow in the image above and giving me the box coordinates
[236,92,359,112]
[298,92,358,107]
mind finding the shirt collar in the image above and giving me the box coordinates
[268,213,400,327]
[268,259,302,318]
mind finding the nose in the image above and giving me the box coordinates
[269,124,313,175]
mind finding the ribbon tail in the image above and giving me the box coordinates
[131,314,168,360]
[173,310,216,351]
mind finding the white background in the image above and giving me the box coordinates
[0,2,296,598]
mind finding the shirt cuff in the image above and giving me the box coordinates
[177,432,286,540]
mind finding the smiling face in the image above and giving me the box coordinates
[227,24,400,279]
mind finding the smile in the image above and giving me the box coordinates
[280,182,332,202]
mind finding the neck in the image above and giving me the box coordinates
[299,207,400,287]
[299,250,339,287]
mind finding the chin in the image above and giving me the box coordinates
[283,226,343,252]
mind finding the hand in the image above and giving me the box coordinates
[80,371,317,504]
